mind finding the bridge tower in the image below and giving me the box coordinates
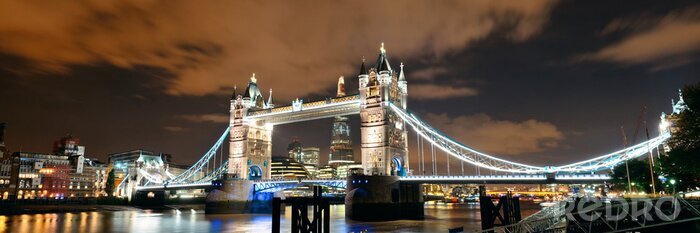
[228,73,273,180]
[358,43,409,176]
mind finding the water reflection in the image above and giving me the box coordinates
[0,202,541,233]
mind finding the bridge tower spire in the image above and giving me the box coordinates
[358,43,409,176]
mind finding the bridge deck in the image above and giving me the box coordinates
[398,174,610,184]
[136,174,610,192]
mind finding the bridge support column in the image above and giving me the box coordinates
[132,190,167,207]
[205,179,275,214]
[345,175,423,221]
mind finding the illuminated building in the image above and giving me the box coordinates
[50,135,109,198]
[270,157,309,179]
[14,152,71,199]
[316,165,336,179]
[228,73,274,180]
[287,138,304,163]
[659,90,688,152]
[0,123,6,159]
[301,147,320,167]
[53,134,85,156]
[287,139,320,177]
[68,158,107,198]
[304,164,318,178]
[0,154,18,200]
[0,123,13,200]
[329,78,355,166]
[358,43,409,176]
[335,163,363,178]
[108,149,168,197]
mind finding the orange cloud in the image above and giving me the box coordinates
[576,8,700,68]
[410,84,478,100]
[0,0,556,101]
[179,113,229,123]
[411,67,450,80]
[425,113,564,155]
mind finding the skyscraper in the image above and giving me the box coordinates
[329,116,354,165]
[329,76,355,166]
[0,123,6,158]
[287,137,303,162]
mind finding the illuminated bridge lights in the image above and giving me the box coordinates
[136,174,612,192]
[252,179,348,193]
[388,103,670,174]
[135,96,674,192]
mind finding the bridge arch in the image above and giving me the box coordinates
[248,166,263,180]
[391,156,405,176]
[253,180,347,193]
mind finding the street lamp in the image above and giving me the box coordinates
[670,179,677,194]
[631,182,637,193]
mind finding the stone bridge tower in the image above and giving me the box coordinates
[358,44,409,176]
[228,74,273,180]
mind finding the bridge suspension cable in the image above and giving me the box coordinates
[446,149,450,176]
[169,126,230,183]
[431,142,436,175]
[388,103,670,174]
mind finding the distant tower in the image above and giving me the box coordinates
[330,116,354,165]
[267,89,275,108]
[358,43,409,176]
[228,73,273,180]
[337,76,346,97]
[287,137,304,162]
[0,123,5,158]
[660,89,688,153]
[0,123,5,148]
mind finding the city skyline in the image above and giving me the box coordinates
[1,0,699,168]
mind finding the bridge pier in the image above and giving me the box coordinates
[345,175,423,221]
[205,179,276,214]
[132,190,167,207]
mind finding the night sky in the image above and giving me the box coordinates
[1,1,699,171]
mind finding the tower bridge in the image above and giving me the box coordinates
[132,43,685,220]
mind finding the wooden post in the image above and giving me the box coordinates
[291,202,299,233]
[272,197,281,233]
[273,186,331,233]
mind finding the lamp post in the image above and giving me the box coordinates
[670,179,676,194]
[631,182,636,193]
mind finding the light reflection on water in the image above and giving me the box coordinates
[0,202,541,233]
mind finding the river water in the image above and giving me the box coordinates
[0,202,542,233]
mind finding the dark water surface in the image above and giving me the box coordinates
[0,202,542,233]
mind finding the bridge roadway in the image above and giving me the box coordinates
[135,174,610,192]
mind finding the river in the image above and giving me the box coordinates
[0,201,543,232]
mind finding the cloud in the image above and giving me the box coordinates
[0,0,556,100]
[410,84,478,100]
[425,113,564,155]
[411,67,450,80]
[575,8,700,69]
[179,113,229,123]
[163,126,187,132]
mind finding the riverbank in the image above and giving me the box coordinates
[0,204,142,215]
